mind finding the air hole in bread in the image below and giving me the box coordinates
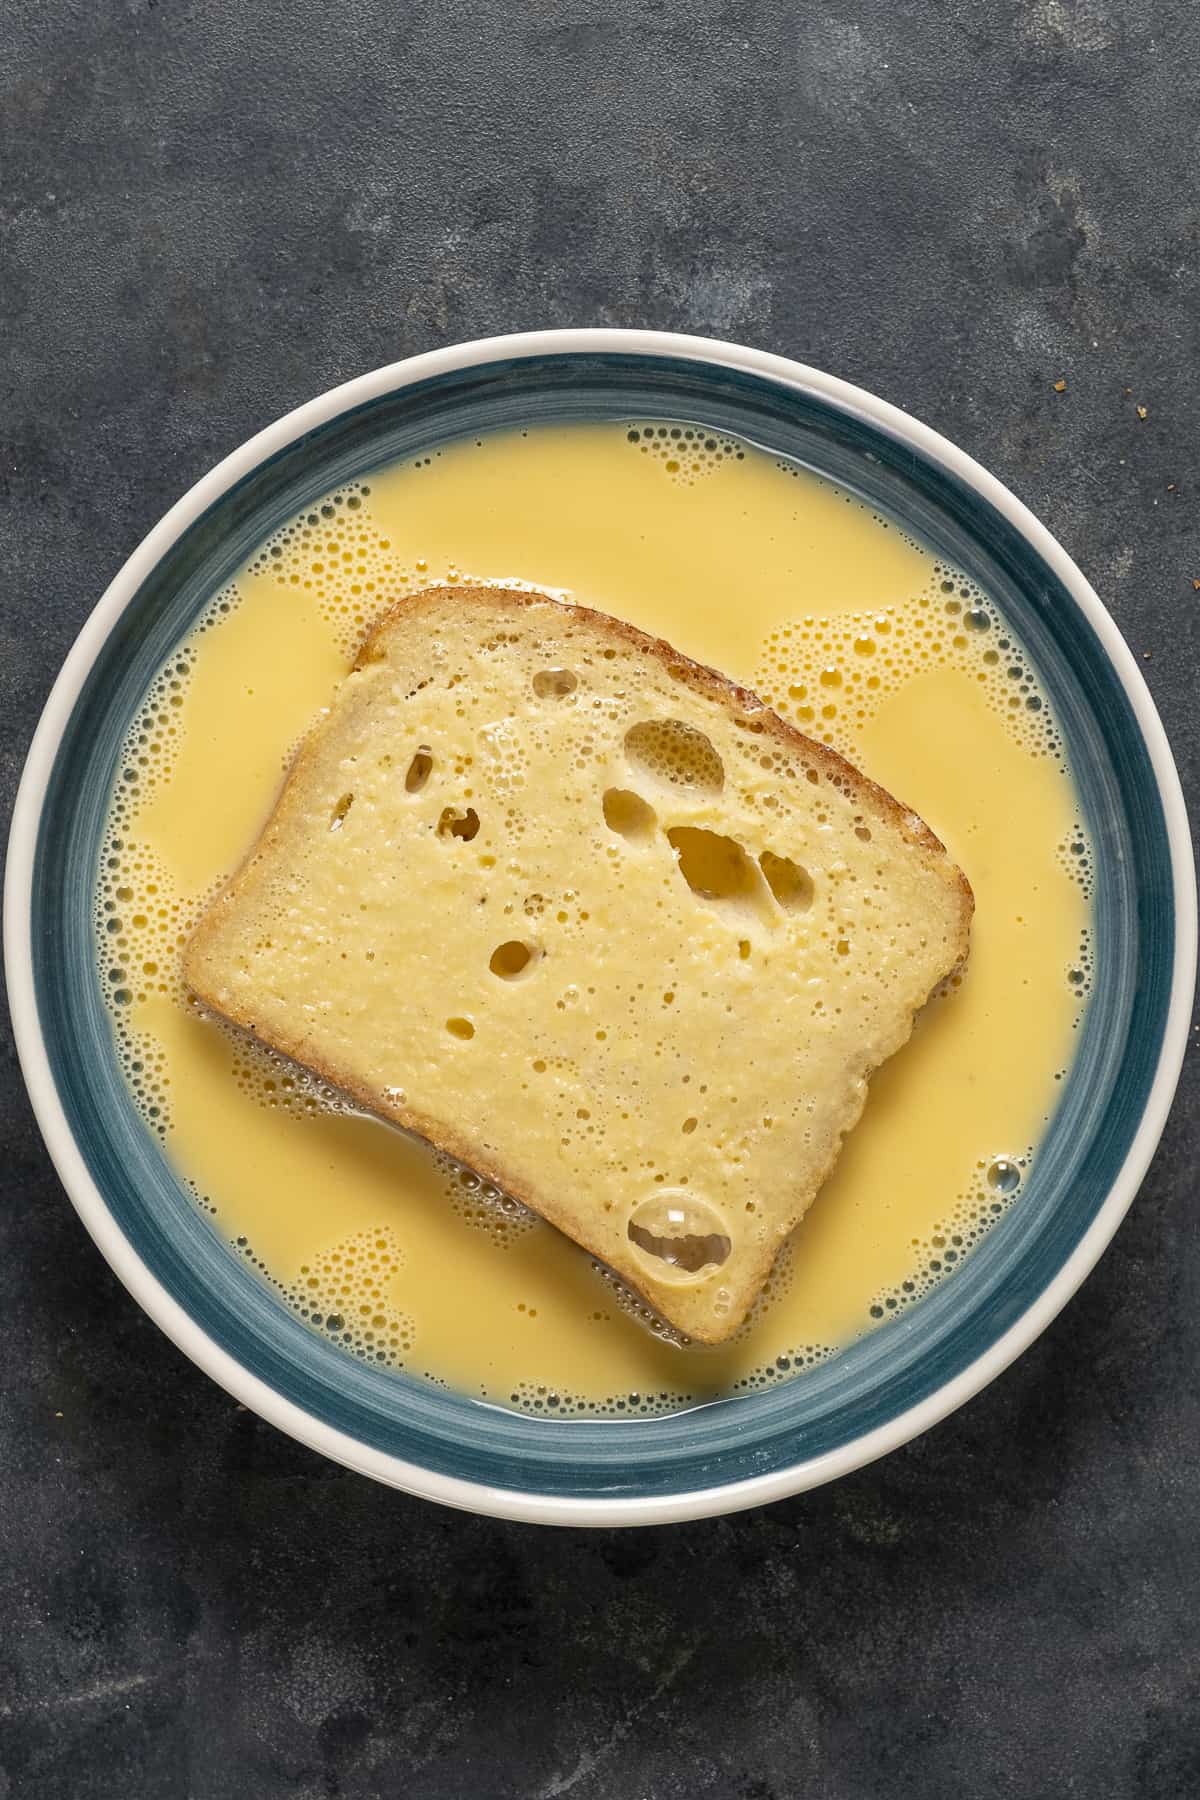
[624,718,725,793]
[438,806,480,842]
[602,787,657,842]
[667,827,772,921]
[489,940,539,980]
[329,793,354,831]
[405,746,433,792]
[627,1194,731,1279]
[446,1016,475,1040]
[759,851,814,913]
[532,668,578,699]
[855,824,872,842]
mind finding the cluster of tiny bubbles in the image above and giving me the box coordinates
[507,1380,693,1418]
[223,1026,352,1119]
[246,481,576,666]
[625,422,744,484]
[94,833,207,1135]
[1068,925,1095,1010]
[115,1028,173,1138]
[774,465,927,545]
[590,1260,692,1348]
[93,578,259,1132]
[101,634,204,820]
[207,1206,413,1369]
[753,563,1065,767]
[868,1145,1035,1319]
[245,480,408,658]
[186,1179,219,1217]
[228,1225,415,1367]
[1056,821,1096,901]
[251,480,585,661]
[429,1147,539,1246]
[729,1343,835,1394]
[190,580,242,637]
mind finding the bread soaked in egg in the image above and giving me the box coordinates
[185,584,972,1342]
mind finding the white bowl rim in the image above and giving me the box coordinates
[5,327,1196,1527]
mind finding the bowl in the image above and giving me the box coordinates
[6,329,1195,1525]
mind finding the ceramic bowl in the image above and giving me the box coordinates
[6,330,1195,1525]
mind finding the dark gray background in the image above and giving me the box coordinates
[2,3,1198,1796]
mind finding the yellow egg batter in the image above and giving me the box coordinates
[95,422,1092,1414]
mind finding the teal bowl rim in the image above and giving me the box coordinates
[5,330,1196,1526]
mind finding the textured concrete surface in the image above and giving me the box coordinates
[2,3,1199,1796]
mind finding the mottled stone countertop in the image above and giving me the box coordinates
[2,3,1198,1795]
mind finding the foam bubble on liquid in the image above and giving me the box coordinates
[754,567,1066,767]
[625,422,744,484]
[224,1028,353,1120]
[473,575,575,603]
[102,638,202,818]
[430,1148,539,1246]
[729,1343,835,1394]
[230,1224,414,1365]
[590,1260,692,1348]
[94,831,209,1137]
[287,1226,414,1363]
[506,1379,694,1418]
[1057,822,1096,900]
[246,480,410,658]
[98,581,241,843]
[242,467,575,664]
[111,1027,174,1139]
[868,1141,1037,1320]
[1068,924,1095,1005]
[95,576,251,1063]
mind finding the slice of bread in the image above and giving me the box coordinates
[185,585,972,1343]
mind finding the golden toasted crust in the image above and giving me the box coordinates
[186,584,973,1343]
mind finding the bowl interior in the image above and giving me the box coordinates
[29,351,1177,1501]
